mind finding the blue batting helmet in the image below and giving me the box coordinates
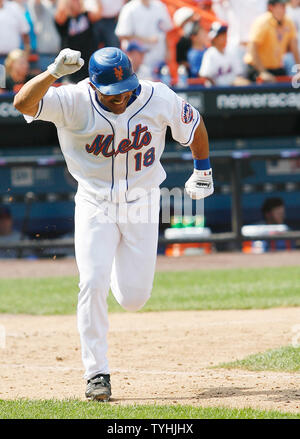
[89,47,139,95]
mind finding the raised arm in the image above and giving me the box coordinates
[14,48,84,116]
[14,71,57,116]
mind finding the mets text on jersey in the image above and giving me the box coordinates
[85,123,152,158]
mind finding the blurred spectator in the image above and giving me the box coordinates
[28,0,61,72]
[125,40,149,79]
[0,206,21,258]
[285,0,300,74]
[261,197,296,250]
[87,0,125,48]
[199,22,251,86]
[0,0,31,66]
[173,7,199,69]
[187,21,209,77]
[212,0,268,74]
[55,0,102,82]
[4,49,34,92]
[115,0,173,80]
[262,197,286,224]
[244,0,300,83]
[242,197,295,252]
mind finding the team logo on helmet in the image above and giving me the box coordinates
[181,101,193,124]
[114,66,124,81]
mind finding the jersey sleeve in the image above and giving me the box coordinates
[23,84,75,128]
[159,84,200,147]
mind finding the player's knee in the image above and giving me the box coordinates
[119,287,151,312]
[79,269,109,295]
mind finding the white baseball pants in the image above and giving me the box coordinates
[74,189,160,380]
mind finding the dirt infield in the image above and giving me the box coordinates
[0,309,300,413]
[0,252,300,414]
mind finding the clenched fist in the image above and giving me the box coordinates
[185,168,214,200]
[47,48,85,79]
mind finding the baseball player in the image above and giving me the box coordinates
[13,47,214,401]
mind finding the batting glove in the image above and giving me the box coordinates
[185,168,214,200]
[47,48,84,79]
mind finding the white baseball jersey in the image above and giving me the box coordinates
[199,46,243,86]
[24,79,200,203]
[115,0,173,72]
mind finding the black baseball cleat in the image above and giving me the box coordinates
[85,374,111,402]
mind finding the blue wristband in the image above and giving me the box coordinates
[194,158,210,170]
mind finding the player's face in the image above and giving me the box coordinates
[266,205,285,225]
[96,90,134,114]
[270,205,285,224]
[213,32,227,52]
[270,4,286,22]
[194,27,209,48]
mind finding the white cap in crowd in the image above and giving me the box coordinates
[173,7,194,28]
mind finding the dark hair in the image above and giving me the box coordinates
[268,0,288,5]
[261,197,284,217]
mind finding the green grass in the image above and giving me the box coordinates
[0,266,299,315]
[218,346,300,372]
[0,400,299,419]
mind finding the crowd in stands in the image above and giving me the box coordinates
[1,0,300,93]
